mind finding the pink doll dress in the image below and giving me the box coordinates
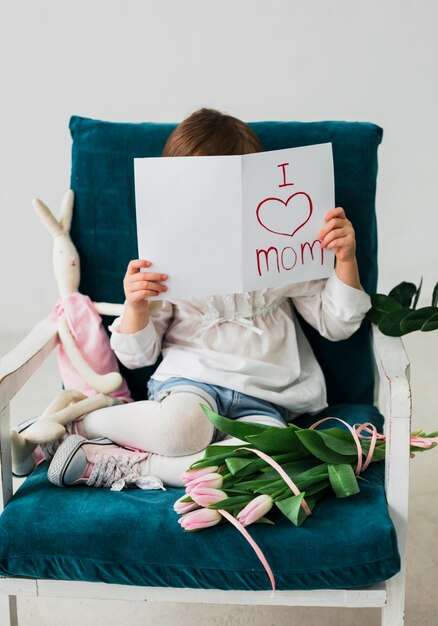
[51,293,132,403]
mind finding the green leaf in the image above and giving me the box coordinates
[234,477,284,494]
[370,293,403,313]
[266,462,328,487]
[420,310,438,332]
[227,452,302,478]
[377,307,412,336]
[412,277,423,309]
[256,481,292,496]
[223,487,254,495]
[202,445,248,458]
[361,441,386,462]
[275,479,330,500]
[188,447,252,470]
[225,458,257,475]
[245,425,309,455]
[366,294,406,329]
[316,428,359,455]
[200,405,268,440]
[294,468,330,491]
[327,464,360,498]
[275,493,320,526]
[254,459,329,491]
[296,430,357,464]
[400,307,438,333]
[208,495,253,510]
[432,281,438,307]
[298,480,330,496]
[275,493,307,526]
[366,307,387,326]
[388,282,417,307]
[260,458,318,479]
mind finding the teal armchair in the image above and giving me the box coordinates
[0,117,411,625]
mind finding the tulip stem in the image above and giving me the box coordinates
[271,487,288,501]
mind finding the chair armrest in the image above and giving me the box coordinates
[371,324,411,593]
[0,316,58,509]
[0,316,59,412]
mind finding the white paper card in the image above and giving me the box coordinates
[134,143,335,300]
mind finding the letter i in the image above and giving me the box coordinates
[277,163,294,188]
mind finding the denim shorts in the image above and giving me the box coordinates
[147,377,288,427]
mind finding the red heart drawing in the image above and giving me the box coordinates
[256,192,313,237]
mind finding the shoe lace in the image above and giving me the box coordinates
[87,452,165,492]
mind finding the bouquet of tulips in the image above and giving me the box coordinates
[173,405,438,592]
[175,406,438,529]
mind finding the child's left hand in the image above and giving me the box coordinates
[317,207,356,263]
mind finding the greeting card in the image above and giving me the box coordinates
[134,143,335,299]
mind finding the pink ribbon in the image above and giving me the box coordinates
[218,508,276,597]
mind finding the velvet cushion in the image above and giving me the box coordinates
[69,116,382,405]
[0,405,399,589]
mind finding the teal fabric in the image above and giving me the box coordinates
[69,116,382,405]
[0,405,399,589]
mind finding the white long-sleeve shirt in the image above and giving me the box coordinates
[109,272,371,417]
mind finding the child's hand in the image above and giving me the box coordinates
[123,259,168,311]
[318,207,356,263]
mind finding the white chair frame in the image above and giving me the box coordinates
[0,317,411,626]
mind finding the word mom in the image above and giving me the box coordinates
[256,239,324,277]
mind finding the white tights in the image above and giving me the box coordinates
[79,387,286,488]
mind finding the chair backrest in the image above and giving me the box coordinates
[69,116,382,405]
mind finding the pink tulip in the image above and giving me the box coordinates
[173,495,201,514]
[178,508,222,531]
[410,435,438,448]
[179,466,219,484]
[237,494,273,527]
[185,472,223,494]
[189,487,228,507]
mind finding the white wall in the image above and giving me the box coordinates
[1,0,437,333]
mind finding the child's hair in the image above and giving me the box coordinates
[162,108,263,157]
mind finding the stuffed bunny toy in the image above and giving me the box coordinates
[11,190,137,474]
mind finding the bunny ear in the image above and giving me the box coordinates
[59,189,74,233]
[33,198,63,236]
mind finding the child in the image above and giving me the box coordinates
[45,108,371,489]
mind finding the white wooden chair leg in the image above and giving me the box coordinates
[0,594,18,626]
[382,572,406,626]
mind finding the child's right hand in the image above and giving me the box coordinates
[118,260,168,334]
[123,259,168,312]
